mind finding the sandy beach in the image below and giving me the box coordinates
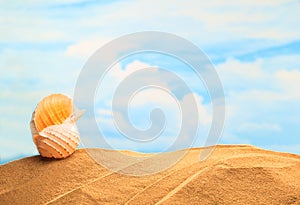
[1,145,300,204]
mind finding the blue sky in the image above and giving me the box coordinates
[1,0,300,164]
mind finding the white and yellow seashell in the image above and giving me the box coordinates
[30,93,84,159]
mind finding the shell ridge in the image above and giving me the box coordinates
[46,123,79,146]
[46,129,76,149]
[42,138,65,158]
[58,123,80,144]
[43,133,76,154]
[37,146,53,158]
[37,139,62,158]
[40,98,53,130]
[40,131,73,155]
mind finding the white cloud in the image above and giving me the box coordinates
[275,69,300,100]
[110,60,158,82]
[0,0,89,7]
[181,93,212,126]
[217,58,265,80]
[217,58,268,91]
[97,108,112,117]
[2,0,296,51]
[238,122,281,132]
[261,54,300,71]
[216,55,300,147]
[217,56,300,100]
[93,60,162,108]
[93,59,212,152]
[65,38,110,59]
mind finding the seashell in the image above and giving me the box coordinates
[30,94,84,159]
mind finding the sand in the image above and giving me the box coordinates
[1,145,300,205]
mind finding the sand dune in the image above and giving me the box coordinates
[1,145,300,205]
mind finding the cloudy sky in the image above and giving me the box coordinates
[1,0,300,164]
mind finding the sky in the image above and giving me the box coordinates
[1,0,300,164]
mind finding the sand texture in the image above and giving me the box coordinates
[1,145,300,205]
